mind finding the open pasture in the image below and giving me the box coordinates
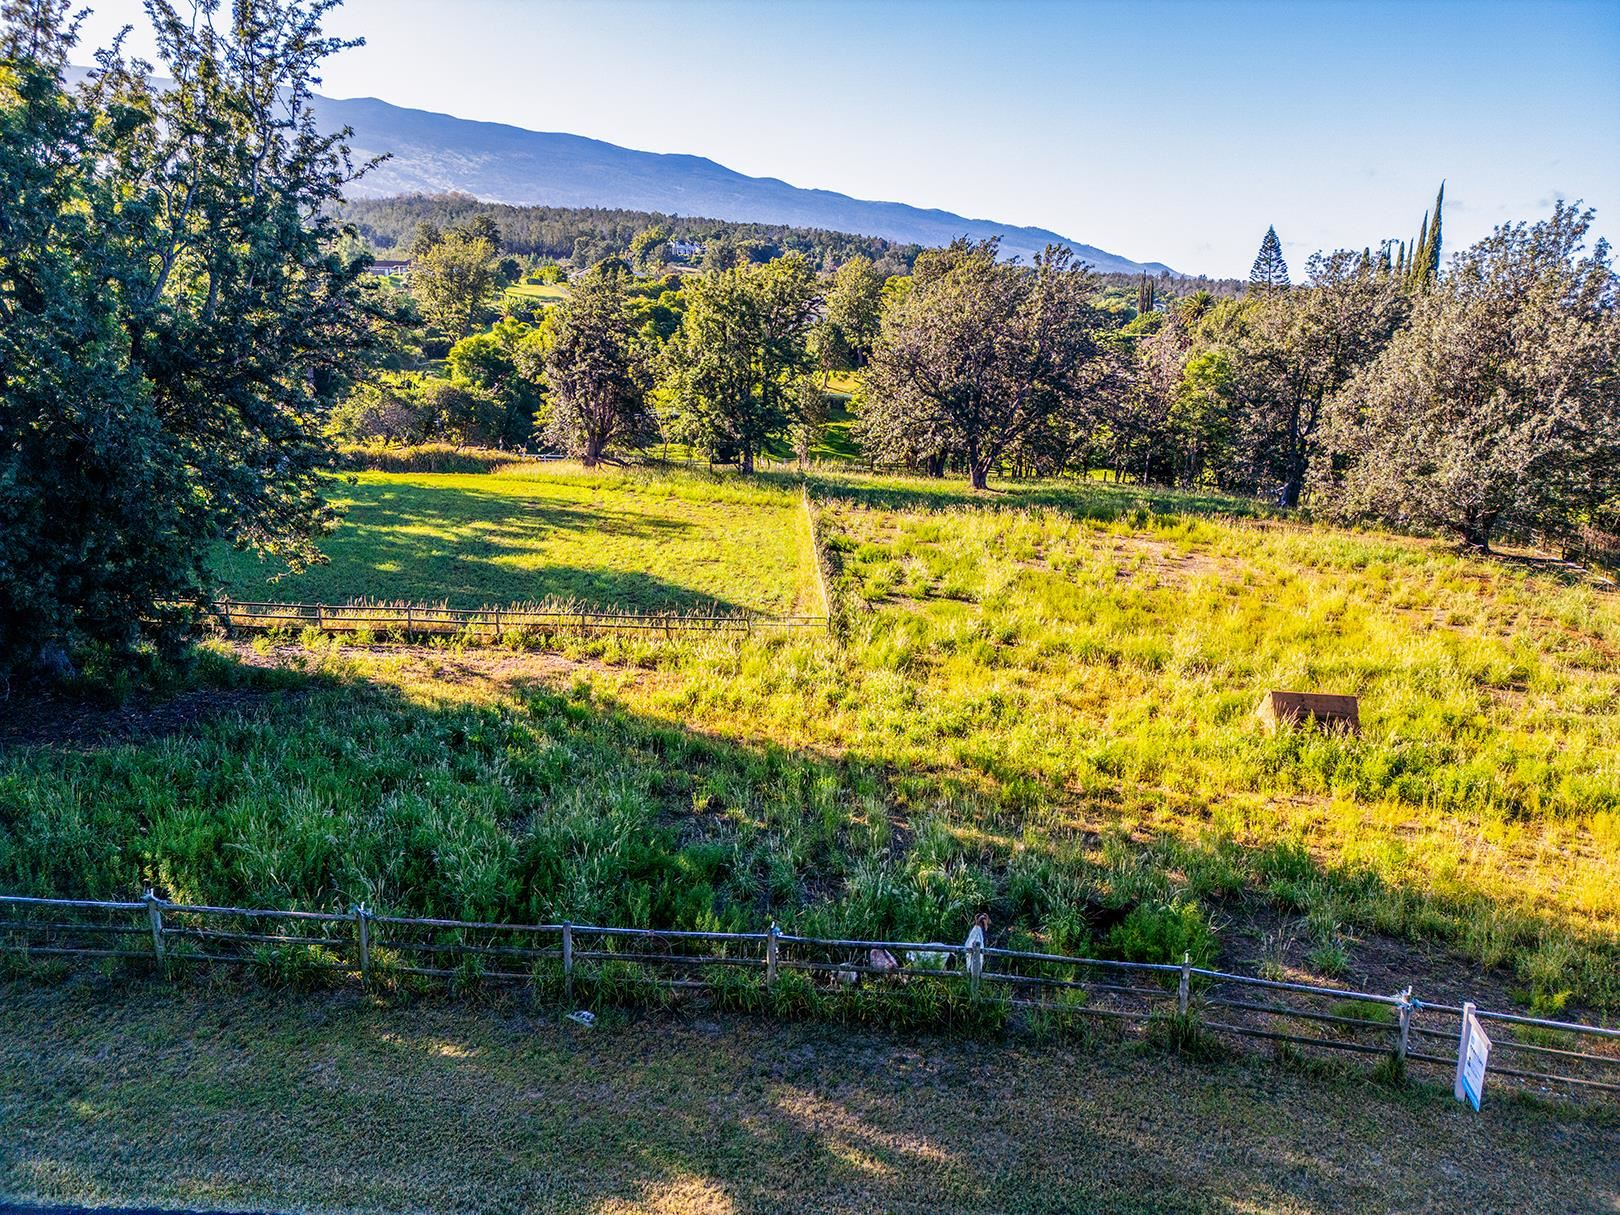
[211,464,815,616]
[4,468,1618,1025]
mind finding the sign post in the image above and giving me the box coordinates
[1454,1001,1492,1111]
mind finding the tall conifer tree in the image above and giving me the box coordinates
[1248,226,1290,294]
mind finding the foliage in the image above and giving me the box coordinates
[338,191,923,276]
[541,263,659,464]
[861,239,1109,488]
[411,224,498,341]
[660,254,820,472]
[1322,203,1620,548]
[0,0,390,677]
[1249,225,1291,294]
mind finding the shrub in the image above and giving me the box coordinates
[1105,900,1217,968]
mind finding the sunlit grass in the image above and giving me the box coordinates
[4,468,1618,1015]
[211,464,814,615]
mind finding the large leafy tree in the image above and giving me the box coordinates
[1228,251,1407,506]
[542,263,658,465]
[861,239,1105,489]
[1323,203,1620,549]
[411,225,497,341]
[0,0,389,676]
[661,254,819,472]
[821,254,886,368]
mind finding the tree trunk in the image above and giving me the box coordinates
[739,446,755,474]
[969,461,990,490]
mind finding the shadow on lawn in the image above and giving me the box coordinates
[213,481,769,613]
[3,646,1614,1019]
[785,469,1269,522]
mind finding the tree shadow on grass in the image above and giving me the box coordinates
[212,481,775,613]
[784,469,1269,524]
[3,645,1615,1021]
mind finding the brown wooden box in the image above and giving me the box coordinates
[1255,690,1360,735]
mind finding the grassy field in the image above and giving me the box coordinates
[505,280,571,305]
[3,468,1618,1023]
[212,464,816,616]
[3,981,1612,1215]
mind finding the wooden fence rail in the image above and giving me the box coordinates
[3,893,1616,1101]
[208,599,827,638]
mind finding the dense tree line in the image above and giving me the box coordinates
[335,193,922,276]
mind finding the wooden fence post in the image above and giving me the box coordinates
[562,922,574,1003]
[766,922,779,985]
[1396,986,1413,1063]
[315,604,324,631]
[405,605,413,635]
[968,938,983,999]
[355,904,371,988]
[143,889,165,963]
[1178,951,1191,1015]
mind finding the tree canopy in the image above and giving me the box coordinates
[0,0,389,676]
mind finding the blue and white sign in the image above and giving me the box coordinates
[1454,1002,1492,1111]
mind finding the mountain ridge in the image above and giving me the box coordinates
[310,92,1175,274]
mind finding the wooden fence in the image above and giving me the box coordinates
[3,893,1616,1102]
[209,600,827,638]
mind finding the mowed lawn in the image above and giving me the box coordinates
[4,983,1613,1215]
[212,464,814,616]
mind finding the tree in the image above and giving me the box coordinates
[661,255,819,472]
[0,0,390,677]
[447,318,543,448]
[628,224,670,272]
[1323,203,1620,549]
[822,255,886,367]
[1228,251,1407,506]
[412,226,498,340]
[1249,226,1291,294]
[861,239,1106,489]
[1407,182,1445,291]
[542,264,659,464]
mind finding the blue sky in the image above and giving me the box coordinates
[75,0,1620,278]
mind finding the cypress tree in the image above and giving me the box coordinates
[1409,212,1430,288]
[1419,181,1445,287]
[1248,225,1290,294]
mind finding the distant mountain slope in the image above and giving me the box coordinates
[310,93,1173,274]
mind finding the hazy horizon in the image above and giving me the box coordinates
[73,0,1620,278]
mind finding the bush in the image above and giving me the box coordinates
[1105,900,1217,967]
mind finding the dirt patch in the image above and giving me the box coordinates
[0,685,297,751]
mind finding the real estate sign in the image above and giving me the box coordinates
[1454,1001,1492,1111]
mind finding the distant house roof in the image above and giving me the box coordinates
[372,259,412,275]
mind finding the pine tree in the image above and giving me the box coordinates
[1248,226,1290,294]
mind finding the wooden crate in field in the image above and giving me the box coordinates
[1255,690,1360,735]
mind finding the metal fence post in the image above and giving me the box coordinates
[562,922,574,1003]
[143,889,165,963]
[355,904,371,988]
[1178,951,1191,1016]
[1396,987,1413,1063]
[766,922,779,985]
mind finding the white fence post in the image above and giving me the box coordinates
[354,904,371,987]
[562,922,574,1002]
[143,889,165,963]
[766,922,779,985]
[1178,951,1191,1015]
[1396,987,1413,1063]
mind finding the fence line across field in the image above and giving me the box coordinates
[209,599,828,636]
[3,892,1615,1100]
